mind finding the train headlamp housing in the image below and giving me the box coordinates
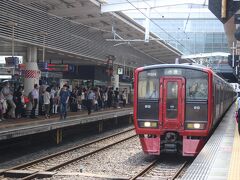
[139,121,158,128]
[185,122,206,130]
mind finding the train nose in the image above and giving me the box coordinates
[165,132,177,143]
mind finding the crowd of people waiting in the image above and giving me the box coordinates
[0,81,129,121]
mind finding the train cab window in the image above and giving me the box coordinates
[186,79,208,99]
[187,80,208,99]
[138,70,159,99]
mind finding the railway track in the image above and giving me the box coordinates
[0,128,136,180]
[130,159,189,180]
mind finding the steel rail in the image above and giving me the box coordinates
[171,161,188,180]
[22,134,137,180]
[1,128,135,178]
[130,160,189,180]
[129,159,159,180]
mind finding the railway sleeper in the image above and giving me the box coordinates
[3,170,55,178]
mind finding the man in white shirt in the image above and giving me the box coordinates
[86,89,95,115]
[31,84,39,118]
[50,87,56,114]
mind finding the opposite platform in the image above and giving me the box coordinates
[0,108,133,141]
[182,103,240,180]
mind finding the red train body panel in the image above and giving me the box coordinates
[134,64,236,156]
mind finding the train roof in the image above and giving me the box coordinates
[137,63,234,88]
[139,63,211,72]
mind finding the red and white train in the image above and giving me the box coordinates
[134,64,236,156]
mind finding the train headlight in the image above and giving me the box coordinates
[185,123,206,130]
[139,121,158,128]
[193,123,201,129]
[144,122,151,127]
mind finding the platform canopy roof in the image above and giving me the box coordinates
[13,0,197,64]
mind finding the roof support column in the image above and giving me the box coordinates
[24,46,40,95]
[112,65,119,90]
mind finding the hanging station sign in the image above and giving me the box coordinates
[5,57,19,67]
[117,67,123,75]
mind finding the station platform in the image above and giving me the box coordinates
[182,103,240,180]
[0,107,133,141]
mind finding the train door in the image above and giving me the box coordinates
[160,77,185,129]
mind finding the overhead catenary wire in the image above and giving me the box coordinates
[183,4,192,33]
[142,0,199,53]
[141,0,208,54]
[126,0,193,54]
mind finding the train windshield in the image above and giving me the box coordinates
[138,70,159,99]
[138,68,208,100]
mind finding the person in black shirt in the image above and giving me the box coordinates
[107,87,113,108]
[14,86,24,119]
[114,87,119,108]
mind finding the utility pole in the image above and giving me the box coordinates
[38,31,48,62]
[231,42,236,68]
[6,21,17,57]
[6,21,17,77]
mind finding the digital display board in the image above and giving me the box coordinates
[21,63,76,73]
[47,64,68,72]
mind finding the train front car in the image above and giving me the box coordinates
[134,64,212,156]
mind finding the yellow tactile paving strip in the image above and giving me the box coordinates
[228,124,240,180]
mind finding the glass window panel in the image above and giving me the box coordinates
[166,82,178,119]
[186,70,208,100]
[138,70,159,99]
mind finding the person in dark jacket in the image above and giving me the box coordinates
[107,87,113,108]
[14,86,24,119]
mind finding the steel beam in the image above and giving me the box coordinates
[144,7,150,42]
[49,7,98,17]
[181,52,230,59]
[101,0,206,13]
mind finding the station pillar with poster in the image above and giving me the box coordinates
[24,46,41,95]
[106,55,117,87]
[110,64,120,90]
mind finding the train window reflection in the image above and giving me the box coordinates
[166,82,178,119]
[138,71,159,99]
[187,79,208,99]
